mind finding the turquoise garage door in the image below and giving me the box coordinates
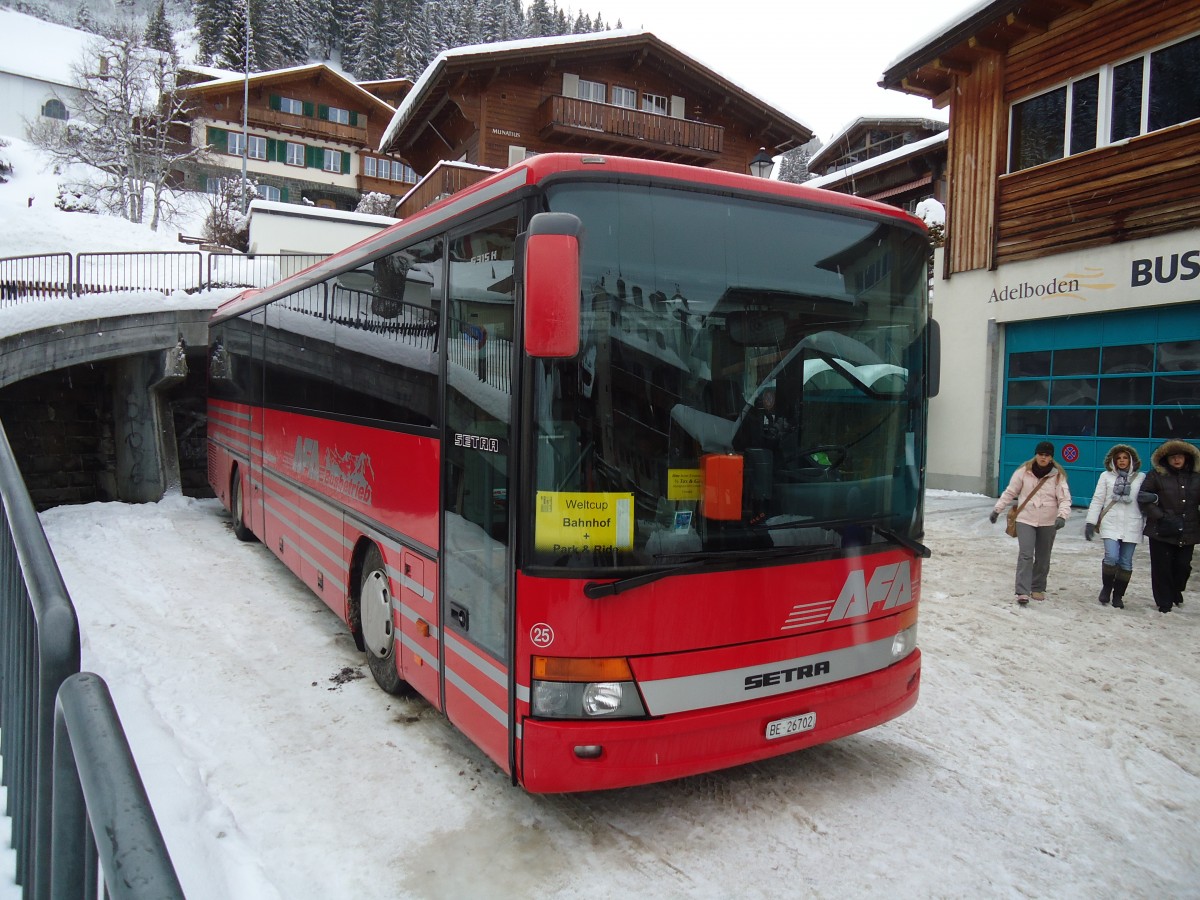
[1001,305,1200,506]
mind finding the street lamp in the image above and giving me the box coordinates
[749,147,774,179]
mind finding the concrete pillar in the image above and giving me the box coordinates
[111,341,188,502]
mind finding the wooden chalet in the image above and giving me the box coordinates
[880,0,1200,272]
[878,0,1200,500]
[806,116,948,214]
[379,30,814,217]
[177,64,418,211]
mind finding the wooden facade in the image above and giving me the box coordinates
[881,0,1200,273]
[381,31,813,208]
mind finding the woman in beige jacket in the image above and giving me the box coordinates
[990,441,1073,605]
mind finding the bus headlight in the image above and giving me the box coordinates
[531,657,648,719]
[891,624,918,660]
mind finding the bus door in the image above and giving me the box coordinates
[440,212,520,773]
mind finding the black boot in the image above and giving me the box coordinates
[1111,569,1130,609]
[1098,564,1117,605]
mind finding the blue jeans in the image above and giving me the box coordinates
[1102,538,1137,571]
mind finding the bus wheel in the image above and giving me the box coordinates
[360,544,405,694]
[231,469,255,542]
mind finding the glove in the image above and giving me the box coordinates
[1138,491,1159,505]
[1055,517,1066,530]
[1158,515,1184,536]
[989,511,998,524]
[1084,523,1095,541]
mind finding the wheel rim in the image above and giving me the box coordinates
[361,566,394,659]
[232,476,244,528]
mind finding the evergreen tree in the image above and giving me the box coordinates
[345,0,395,80]
[75,1,99,34]
[270,0,314,67]
[143,0,177,59]
[526,0,553,37]
[194,0,233,65]
[216,0,256,72]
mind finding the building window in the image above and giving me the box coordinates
[376,158,390,180]
[642,93,668,115]
[363,156,377,178]
[326,105,351,125]
[228,131,245,157]
[286,141,304,166]
[394,162,416,183]
[247,135,267,160]
[611,86,637,109]
[323,148,343,172]
[258,184,281,201]
[206,176,224,195]
[41,98,68,120]
[279,96,304,115]
[578,79,606,103]
[1009,31,1200,173]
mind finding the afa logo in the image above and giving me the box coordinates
[827,561,912,621]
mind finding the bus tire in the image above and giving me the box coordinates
[231,469,255,542]
[360,544,405,694]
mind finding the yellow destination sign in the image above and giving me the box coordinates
[535,491,634,553]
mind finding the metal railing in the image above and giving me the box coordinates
[0,251,329,302]
[1,419,181,899]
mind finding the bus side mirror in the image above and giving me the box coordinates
[927,317,940,398]
[524,212,582,358]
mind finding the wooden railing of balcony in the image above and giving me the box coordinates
[396,166,494,219]
[538,97,723,157]
[245,107,369,143]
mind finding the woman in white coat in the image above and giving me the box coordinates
[1084,444,1146,608]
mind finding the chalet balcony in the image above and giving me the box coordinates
[357,174,418,198]
[537,96,723,163]
[395,165,495,219]
[244,107,369,144]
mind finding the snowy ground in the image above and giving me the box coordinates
[0,490,1192,898]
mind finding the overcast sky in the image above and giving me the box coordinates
[594,0,982,143]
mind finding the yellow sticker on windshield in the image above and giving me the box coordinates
[535,492,634,553]
[668,468,703,501]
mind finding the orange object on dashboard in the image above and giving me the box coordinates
[702,453,743,520]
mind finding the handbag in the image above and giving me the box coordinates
[1005,474,1051,537]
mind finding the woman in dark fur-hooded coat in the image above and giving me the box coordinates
[1139,439,1200,612]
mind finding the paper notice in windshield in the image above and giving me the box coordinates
[535,491,634,553]
[668,468,703,501]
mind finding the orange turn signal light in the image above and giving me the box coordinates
[532,656,633,682]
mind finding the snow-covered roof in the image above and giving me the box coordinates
[0,9,99,88]
[247,198,396,226]
[806,131,948,189]
[381,29,815,153]
[179,62,396,116]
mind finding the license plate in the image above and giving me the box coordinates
[765,712,817,740]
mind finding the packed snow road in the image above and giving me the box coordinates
[34,491,1199,899]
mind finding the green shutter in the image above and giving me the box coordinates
[206,127,227,152]
[341,151,350,175]
[302,101,314,117]
[266,138,278,161]
[306,145,322,169]
[317,104,329,121]
[269,94,281,111]
[349,111,359,127]
[280,187,289,203]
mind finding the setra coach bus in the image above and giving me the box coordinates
[206,153,938,792]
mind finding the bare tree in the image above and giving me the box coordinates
[26,23,207,230]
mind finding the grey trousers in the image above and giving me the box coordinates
[1014,522,1057,596]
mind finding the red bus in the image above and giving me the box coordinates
[207,153,937,792]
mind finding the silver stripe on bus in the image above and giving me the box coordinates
[261,481,347,573]
[637,635,902,716]
[398,630,440,671]
[444,630,508,690]
[444,666,507,727]
[515,684,530,704]
[389,595,440,639]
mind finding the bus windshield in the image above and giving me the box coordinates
[528,181,931,571]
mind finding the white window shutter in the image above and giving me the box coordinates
[670,95,686,119]
[562,73,579,98]
[508,145,527,166]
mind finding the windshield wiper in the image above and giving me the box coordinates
[583,544,830,598]
[869,524,931,558]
